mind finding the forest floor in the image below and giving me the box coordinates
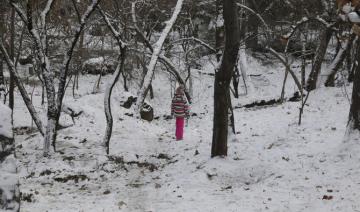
[13,54,360,212]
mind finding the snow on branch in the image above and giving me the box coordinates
[57,0,102,110]
[40,0,54,28]
[131,2,154,52]
[131,1,191,103]
[237,2,303,93]
[11,1,49,70]
[268,47,302,91]
[236,3,272,40]
[167,37,216,53]
[134,0,185,112]
[129,47,191,103]
[282,16,336,40]
[97,6,127,48]
[96,5,128,154]
[9,2,27,23]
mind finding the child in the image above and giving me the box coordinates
[171,85,189,140]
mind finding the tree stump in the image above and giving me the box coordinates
[140,103,154,122]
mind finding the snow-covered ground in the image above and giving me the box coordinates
[12,54,360,212]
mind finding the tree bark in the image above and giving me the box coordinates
[325,34,355,87]
[103,50,126,155]
[97,5,127,154]
[215,0,224,62]
[245,0,259,50]
[212,0,240,157]
[0,58,4,102]
[306,27,332,91]
[9,8,15,111]
[347,39,360,132]
[0,42,45,136]
[0,3,5,102]
[134,0,184,114]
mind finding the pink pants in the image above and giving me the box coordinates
[175,117,184,140]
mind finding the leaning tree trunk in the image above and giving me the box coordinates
[135,0,184,114]
[347,39,360,133]
[306,27,332,91]
[211,0,240,157]
[325,34,355,87]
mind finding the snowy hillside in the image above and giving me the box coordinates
[11,54,360,212]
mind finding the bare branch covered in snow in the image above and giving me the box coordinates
[0,42,45,135]
[268,47,302,92]
[282,16,336,40]
[166,37,216,53]
[134,0,185,113]
[97,6,127,48]
[57,0,102,112]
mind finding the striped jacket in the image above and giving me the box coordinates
[171,93,189,118]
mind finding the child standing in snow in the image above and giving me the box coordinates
[171,85,189,140]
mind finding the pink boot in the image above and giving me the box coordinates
[175,117,184,140]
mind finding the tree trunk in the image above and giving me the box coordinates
[325,34,355,87]
[104,49,126,155]
[0,43,45,136]
[0,3,5,102]
[43,72,58,155]
[44,116,57,156]
[246,0,259,50]
[306,27,332,91]
[227,89,235,134]
[149,84,154,99]
[0,57,4,101]
[9,8,15,111]
[232,66,240,98]
[212,0,240,157]
[347,40,360,132]
[215,0,224,62]
[135,0,184,114]
[122,71,128,92]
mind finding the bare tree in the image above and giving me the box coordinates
[97,6,127,155]
[1,0,101,156]
[347,39,360,134]
[325,34,356,86]
[306,26,333,91]
[134,0,184,115]
[211,0,240,157]
[8,8,15,113]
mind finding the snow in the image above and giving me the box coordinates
[10,52,360,211]
[40,0,54,31]
[0,155,19,212]
[341,3,353,14]
[0,103,13,139]
[84,57,106,65]
[0,103,18,212]
[80,0,99,25]
[348,12,360,23]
